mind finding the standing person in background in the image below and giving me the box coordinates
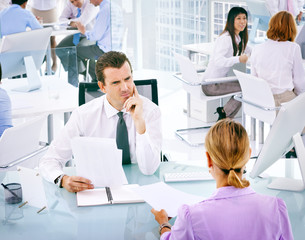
[200,7,251,121]
[266,0,304,23]
[56,0,99,87]
[28,0,58,74]
[0,64,13,137]
[75,0,111,82]
[0,0,41,37]
[151,119,293,240]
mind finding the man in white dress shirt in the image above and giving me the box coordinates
[55,0,99,86]
[39,51,162,193]
[266,0,304,22]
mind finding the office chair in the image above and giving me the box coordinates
[78,79,167,161]
[79,79,159,106]
[0,115,48,169]
[233,70,280,144]
[173,52,243,147]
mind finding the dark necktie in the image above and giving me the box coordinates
[72,8,81,45]
[116,112,131,164]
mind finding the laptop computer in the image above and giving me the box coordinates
[0,116,46,168]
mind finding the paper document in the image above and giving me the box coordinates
[77,184,144,207]
[71,137,128,188]
[134,182,204,217]
[18,166,48,209]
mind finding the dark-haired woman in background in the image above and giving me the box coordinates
[201,7,251,120]
[0,64,13,137]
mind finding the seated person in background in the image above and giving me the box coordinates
[39,51,162,192]
[55,0,99,87]
[0,0,41,37]
[251,10,305,158]
[266,0,304,22]
[251,11,305,107]
[200,7,251,121]
[0,64,13,137]
[151,119,293,240]
[75,0,111,82]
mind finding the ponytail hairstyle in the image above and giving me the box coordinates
[221,7,248,56]
[205,119,250,188]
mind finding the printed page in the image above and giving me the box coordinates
[72,137,128,188]
[111,184,145,204]
[134,182,204,217]
[76,188,109,207]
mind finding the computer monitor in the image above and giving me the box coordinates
[0,27,52,92]
[247,0,270,43]
[250,93,305,191]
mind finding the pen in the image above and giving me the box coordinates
[19,201,28,208]
[37,206,47,214]
[1,183,21,200]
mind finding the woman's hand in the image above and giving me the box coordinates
[239,54,248,63]
[151,208,171,224]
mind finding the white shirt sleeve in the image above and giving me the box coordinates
[265,0,279,16]
[292,44,305,95]
[135,103,162,175]
[59,2,74,22]
[213,34,240,68]
[39,110,82,183]
[76,2,99,27]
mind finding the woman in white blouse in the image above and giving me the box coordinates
[251,11,305,107]
[201,7,251,120]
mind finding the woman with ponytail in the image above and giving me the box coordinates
[151,119,293,240]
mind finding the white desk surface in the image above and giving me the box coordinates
[51,27,79,36]
[2,75,78,119]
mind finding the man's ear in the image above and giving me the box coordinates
[98,81,106,94]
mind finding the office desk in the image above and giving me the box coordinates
[2,76,78,143]
[1,162,305,240]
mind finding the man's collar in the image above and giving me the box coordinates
[104,95,127,119]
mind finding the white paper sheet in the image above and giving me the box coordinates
[71,137,128,188]
[17,166,48,210]
[134,182,204,217]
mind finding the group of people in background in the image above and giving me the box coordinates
[0,1,304,239]
[0,0,114,86]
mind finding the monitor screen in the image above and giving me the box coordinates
[0,27,52,92]
[250,92,305,191]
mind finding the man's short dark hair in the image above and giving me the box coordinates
[95,51,133,85]
[12,0,27,5]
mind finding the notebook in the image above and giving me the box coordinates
[77,184,144,207]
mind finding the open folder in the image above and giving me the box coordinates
[77,184,144,207]
[71,137,143,207]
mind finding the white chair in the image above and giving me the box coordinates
[173,52,243,147]
[233,70,280,144]
[0,116,48,169]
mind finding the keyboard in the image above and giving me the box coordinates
[164,171,214,182]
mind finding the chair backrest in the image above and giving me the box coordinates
[78,79,159,106]
[0,116,46,167]
[174,52,244,99]
[234,70,276,124]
